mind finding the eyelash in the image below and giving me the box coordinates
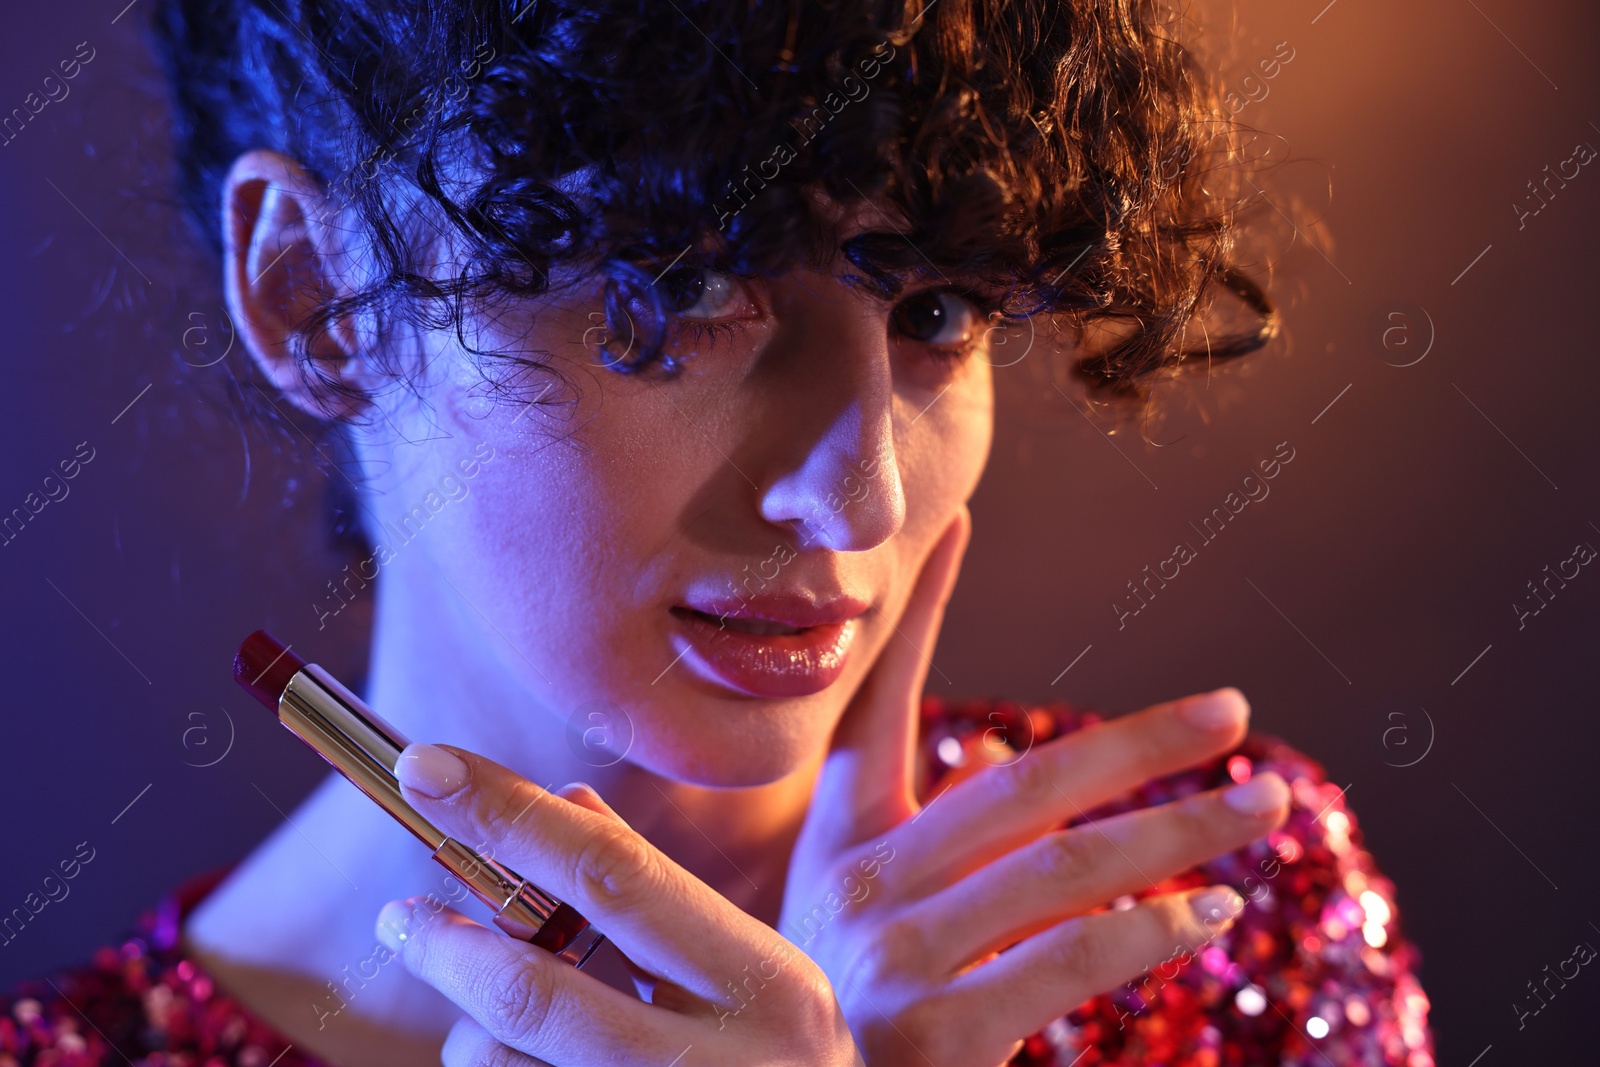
[675,317,748,348]
[912,287,1005,362]
[657,268,762,352]
[661,278,1006,362]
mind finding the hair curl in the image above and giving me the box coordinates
[149,0,1277,416]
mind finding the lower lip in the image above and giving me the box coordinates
[668,609,859,698]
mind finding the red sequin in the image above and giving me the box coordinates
[0,699,1431,1066]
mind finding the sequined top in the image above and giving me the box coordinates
[0,699,1433,1066]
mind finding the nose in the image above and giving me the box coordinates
[758,319,906,553]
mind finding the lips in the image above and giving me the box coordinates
[668,594,869,698]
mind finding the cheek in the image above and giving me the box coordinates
[362,318,994,785]
[879,367,991,602]
[449,407,679,672]
[451,440,824,784]
[418,380,796,761]
[363,337,675,685]
[901,367,993,521]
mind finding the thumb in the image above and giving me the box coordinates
[800,505,971,855]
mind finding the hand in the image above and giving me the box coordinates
[781,506,1290,1065]
[379,748,865,1066]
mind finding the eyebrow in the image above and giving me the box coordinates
[677,232,1011,304]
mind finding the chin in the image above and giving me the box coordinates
[628,699,832,788]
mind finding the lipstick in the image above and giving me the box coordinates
[668,594,866,698]
[233,630,604,968]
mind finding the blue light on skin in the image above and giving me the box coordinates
[184,148,994,1063]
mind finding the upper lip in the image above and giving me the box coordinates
[677,591,872,629]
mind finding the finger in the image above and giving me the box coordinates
[550,777,694,1005]
[617,951,706,1014]
[442,1015,551,1067]
[553,780,614,819]
[906,772,1289,973]
[935,885,1245,1064]
[531,800,687,1013]
[378,896,698,1065]
[878,686,1254,896]
[801,505,971,853]
[395,746,798,1008]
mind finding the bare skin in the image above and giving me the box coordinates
[182,148,1287,1066]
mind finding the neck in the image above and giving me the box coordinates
[182,558,822,1061]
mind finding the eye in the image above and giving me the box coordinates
[658,267,755,320]
[890,289,984,348]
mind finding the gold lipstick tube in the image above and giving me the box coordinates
[276,663,604,968]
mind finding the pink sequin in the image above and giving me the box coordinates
[0,698,1432,1066]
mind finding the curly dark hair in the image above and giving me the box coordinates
[148,0,1276,419]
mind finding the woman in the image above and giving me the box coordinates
[1,0,1432,1064]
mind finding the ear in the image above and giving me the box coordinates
[220,148,373,421]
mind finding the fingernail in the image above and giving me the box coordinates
[556,781,601,808]
[1189,886,1245,926]
[375,898,417,952]
[396,743,469,799]
[1177,688,1246,731]
[1222,772,1289,815]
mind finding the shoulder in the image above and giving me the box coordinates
[0,870,313,1066]
[918,696,1434,1067]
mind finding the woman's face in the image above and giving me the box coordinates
[340,208,996,788]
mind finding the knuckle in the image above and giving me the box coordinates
[1124,713,1175,770]
[784,961,846,1028]
[988,749,1056,805]
[572,822,659,909]
[868,917,932,978]
[482,777,546,839]
[477,955,559,1048]
[835,941,898,1001]
[1149,794,1206,847]
[1047,920,1110,984]
[1032,829,1103,883]
[441,1016,523,1067]
[1178,787,1267,857]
